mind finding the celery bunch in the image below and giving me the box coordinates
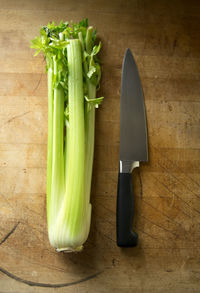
[31,19,103,252]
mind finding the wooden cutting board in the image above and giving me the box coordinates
[0,0,200,292]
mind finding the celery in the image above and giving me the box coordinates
[31,19,103,252]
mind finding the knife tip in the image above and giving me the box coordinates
[125,48,133,59]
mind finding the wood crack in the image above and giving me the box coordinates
[1,111,31,129]
[137,168,143,198]
[0,267,103,288]
[31,73,43,94]
[0,222,19,246]
[6,111,31,124]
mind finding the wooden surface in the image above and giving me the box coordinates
[0,0,200,292]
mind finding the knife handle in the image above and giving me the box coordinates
[116,172,138,247]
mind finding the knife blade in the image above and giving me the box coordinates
[117,49,148,247]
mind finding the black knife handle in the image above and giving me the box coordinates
[117,172,138,247]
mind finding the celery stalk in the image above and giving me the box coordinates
[46,65,53,224]
[31,19,103,252]
[56,40,87,250]
[85,83,96,205]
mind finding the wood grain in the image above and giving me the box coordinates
[0,0,200,292]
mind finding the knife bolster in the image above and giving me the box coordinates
[120,160,139,173]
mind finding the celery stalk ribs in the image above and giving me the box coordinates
[31,19,103,252]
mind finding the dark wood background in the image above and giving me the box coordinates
[0,0,200,292]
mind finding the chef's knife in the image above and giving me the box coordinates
[117,49,148,247]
